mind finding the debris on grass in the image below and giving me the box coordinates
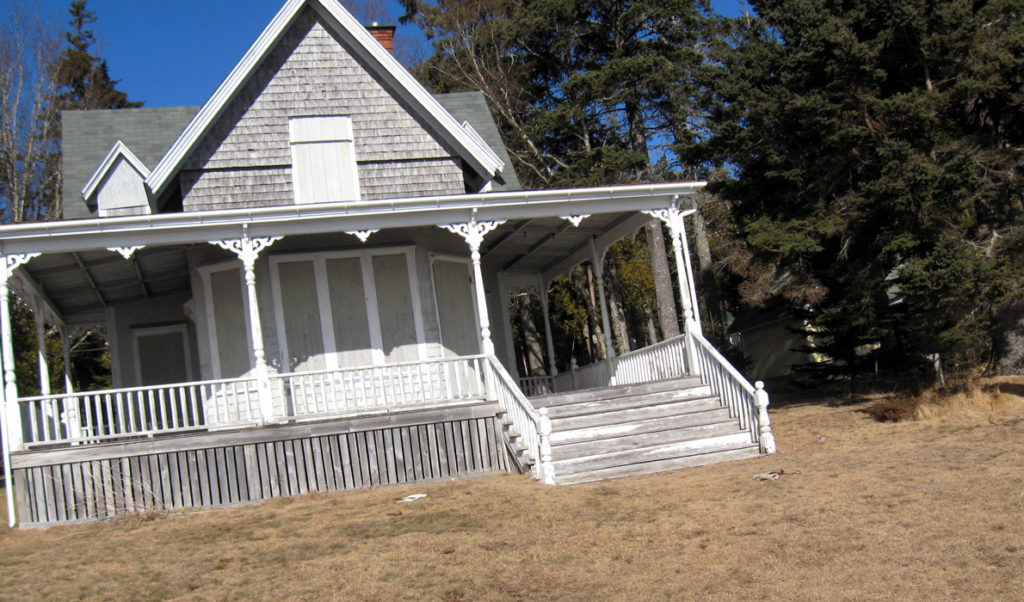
[396,493,427,503]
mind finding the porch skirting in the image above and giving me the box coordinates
[10,402,511,528]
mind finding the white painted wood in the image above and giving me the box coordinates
[209,233,280,423]
[443,220,504,355]
[0,182,705,257]
[289,116,361,205]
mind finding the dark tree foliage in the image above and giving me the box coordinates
[692,0,1024,381]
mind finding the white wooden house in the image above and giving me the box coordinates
[0,0,774,527]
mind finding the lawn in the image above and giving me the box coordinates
[0,381,1021,600]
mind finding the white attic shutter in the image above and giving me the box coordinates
[288,116,360,204]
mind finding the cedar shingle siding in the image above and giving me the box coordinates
[181,7,463,212]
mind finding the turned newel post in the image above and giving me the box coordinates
[444,218,505,356]
[211,228,281,424]
[538,407,555,484]
[755,381,776,454]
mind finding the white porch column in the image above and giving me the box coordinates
[645,205,701,336]
[211,227,281,424]
[1,253,37,528]
[537,274,557,376]
[34,301,50,397]
[59,325,81,443]
[1,254,37,454]
[444,218,505,356]
[589,237,615,359]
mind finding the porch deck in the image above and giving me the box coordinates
[6,331,775,527]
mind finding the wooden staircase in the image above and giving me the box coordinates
[530,376,761,485]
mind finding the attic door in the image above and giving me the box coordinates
[271,248,425,372]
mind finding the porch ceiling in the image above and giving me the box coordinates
[481,212,642,276]
[19,246,191,323]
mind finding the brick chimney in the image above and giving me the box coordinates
[366,22,396,55]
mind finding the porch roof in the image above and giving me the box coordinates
[1,181,703,323]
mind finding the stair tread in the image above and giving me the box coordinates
[532,376,704,406]
[550,406,733,445]
[551,431,756,474]
[551,420,742,460]
[554,445,761,485]
[544,389,715,419]
[549,397,723,432]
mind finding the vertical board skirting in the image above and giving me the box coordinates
[12,407,511,527]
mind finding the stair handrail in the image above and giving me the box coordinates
[484,355,554,483]
[686,319,776,454]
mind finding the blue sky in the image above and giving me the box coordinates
[7,0,752,108]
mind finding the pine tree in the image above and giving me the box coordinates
[693,0,1024,381]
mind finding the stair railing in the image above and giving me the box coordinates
[686,319,776,454]
[483,355,555,483]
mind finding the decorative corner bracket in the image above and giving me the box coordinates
[107,246,144,260]
[560,214,590,228]
[1,253,40,282]
[443,219,506,252]
[345,229,379,243]
[210,227,281,266]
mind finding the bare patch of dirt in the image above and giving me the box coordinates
[0,386,1021,600]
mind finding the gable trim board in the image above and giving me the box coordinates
[144,0,504,202]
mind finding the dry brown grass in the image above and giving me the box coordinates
[1,383,1022,601]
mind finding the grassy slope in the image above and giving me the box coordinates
[0,385,1021,600]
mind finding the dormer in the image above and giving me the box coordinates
[81,141,153,217]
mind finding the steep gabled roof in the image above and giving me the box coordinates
[145,0,505,200]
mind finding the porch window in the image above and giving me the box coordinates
[288,115,360,204]
[430,255,480,357]
[199,263,253,379]
[270,247,425,373]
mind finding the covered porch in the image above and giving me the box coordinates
[0,182,775,526]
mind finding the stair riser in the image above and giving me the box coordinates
[545,388,714,419]
[552,432,756,474]
[551,398,724,431]
[549,407,733,445]
[552,421,741,460]
[554,446,762,485]
[534,377,705,406]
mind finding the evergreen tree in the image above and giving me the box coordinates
[692,0,1023,381]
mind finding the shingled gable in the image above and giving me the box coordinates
[144,0,505,204]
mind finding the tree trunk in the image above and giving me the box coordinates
[605,257,631,354]
[646,221,679,339]
[520,293,546,376]
[584,263,606,360]
[692,200,721,334]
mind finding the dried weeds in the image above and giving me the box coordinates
[0,384,1021,600]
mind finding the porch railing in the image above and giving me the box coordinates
[272,355,487,419]
[17,376,261,447]
[687,320,775,454]
[483,355,552,483]
[524,334,692,395]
